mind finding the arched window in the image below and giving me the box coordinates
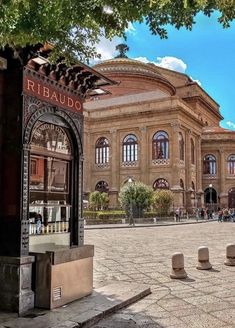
[203,154,216,174]
[228,155,235,174]
[152,131,169,160]
[180,179,185,205]
[192,181,195,190]
[153,178,169,190]
[179,132,184,161]
[191,138,195,164]
[122,134,138,162]
[95,137,109,164]
[95,181,109,193]
[180,179,184,189]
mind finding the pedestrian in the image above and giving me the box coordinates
[200,208,205,219]
[218,209,223,222]
[36,213,42,234]
[175,208,180,222]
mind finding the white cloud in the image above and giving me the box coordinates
[190,76,202,86]
[226,121,235,129]
[93,36,122,63]
[156,56,187,73]
[133,56,187,73]
[134,56,151,64]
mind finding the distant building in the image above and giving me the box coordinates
[83,58,235,210]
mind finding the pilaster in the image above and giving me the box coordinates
[170,121,181,189]
[109,128,119,207]
[140,126,148,184]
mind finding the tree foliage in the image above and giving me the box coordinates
[0,1,234,61]
[89,191,109,210]
[153,189,174,215]
[119,181,154,217]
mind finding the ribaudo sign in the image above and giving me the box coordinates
[23,73,82,113]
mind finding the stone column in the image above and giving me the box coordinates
[185,129,192,210]
[170,122,183,207]
[196,136,203,208]
[140,126,148,184]
[110,128,119,207]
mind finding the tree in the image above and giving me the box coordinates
[153,189,174,216]
[89,191,109,210]
[0,1,234,62]
[119,181,154,218]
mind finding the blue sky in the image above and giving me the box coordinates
[96,12,235,130]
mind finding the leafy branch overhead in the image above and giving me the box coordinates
[0,0,234,61]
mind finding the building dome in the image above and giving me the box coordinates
[93,58,175,97]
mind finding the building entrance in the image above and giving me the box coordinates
[204,187,217,208]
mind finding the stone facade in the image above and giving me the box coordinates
[83,58,235,210]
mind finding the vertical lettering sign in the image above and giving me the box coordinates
[23,74,82,113]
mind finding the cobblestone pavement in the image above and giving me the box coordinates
[85,222,235,328]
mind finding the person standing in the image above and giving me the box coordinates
[36,213,42,234]
[175,208,180,222]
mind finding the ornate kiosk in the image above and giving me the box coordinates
[0,48,114,313]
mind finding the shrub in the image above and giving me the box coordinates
[88,191,109,210]
[119,181,154,218]
[153,189,174,216]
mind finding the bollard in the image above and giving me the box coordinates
[224,244,235,266]
[170,252,187,279]
[196,246,212,270]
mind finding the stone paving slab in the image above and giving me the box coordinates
[85,218,217,230]
[0,282,150,328]
[85,221,235,327]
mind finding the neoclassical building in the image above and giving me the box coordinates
[83,58,235,210]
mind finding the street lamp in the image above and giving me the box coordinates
[209,183,213,219]
[194,191,199,219]
[209,183,213,206]
[128,178,135,226]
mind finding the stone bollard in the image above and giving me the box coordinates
[170,252,187,279]
[196,246,212,270]
[224,244,235,266]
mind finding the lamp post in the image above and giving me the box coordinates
[195,191,199,220]
[209,184,213,207]
[209,183,213,219]
[128,177,135,226]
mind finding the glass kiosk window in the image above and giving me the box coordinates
[29,122,72,230]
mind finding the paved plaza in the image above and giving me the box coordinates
[86,221,235,328]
